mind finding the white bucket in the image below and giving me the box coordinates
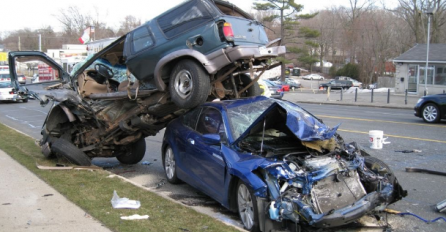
[369,130,390,149]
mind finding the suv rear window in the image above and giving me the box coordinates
[158,0,213,38]
[132,27,154,53]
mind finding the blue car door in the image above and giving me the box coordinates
[183,107,227,203]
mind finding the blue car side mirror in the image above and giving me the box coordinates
[202,134,221,145]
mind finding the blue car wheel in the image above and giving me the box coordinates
[237,181,259,231]
[163,146,180,184]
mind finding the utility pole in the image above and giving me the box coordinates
[424,7,436,96]
[39,34,42,51]
[18,36,21,51]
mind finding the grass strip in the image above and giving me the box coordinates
[0,123,240,232]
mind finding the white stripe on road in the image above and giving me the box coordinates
[317,115,446,128]
[338,129,446,144]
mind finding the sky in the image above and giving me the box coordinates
[1,0,398,33]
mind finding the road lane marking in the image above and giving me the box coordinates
[363,111,409,116]
[337,129,446,144]
[317,115,446,128]
[6,115,18,121]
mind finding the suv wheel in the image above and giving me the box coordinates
[116,138,146,164]
[51,138,91,166]
[237,74,261,98]
[170,60,210,109]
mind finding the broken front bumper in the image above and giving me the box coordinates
[257,189,392,231]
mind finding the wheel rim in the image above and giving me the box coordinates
[174,70,193,99]
[165,148,175,180]
[423,105,438,122]
[237,183,254,229]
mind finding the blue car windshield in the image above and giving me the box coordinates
[225,97,338,142]
[226,98,276,140]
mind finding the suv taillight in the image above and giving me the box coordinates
[222,22,234,42]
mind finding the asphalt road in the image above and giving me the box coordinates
[1,99,445,232]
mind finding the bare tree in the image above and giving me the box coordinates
[342,0,375,63]
[303,9,342,72]
[54,6,93,43]
[117,15,142,36]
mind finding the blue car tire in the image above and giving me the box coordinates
[163,146,180,184]
[237,180,259,232]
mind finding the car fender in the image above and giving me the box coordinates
[221,145,268,197]
[44,103,77,135]
[154,48,231,91]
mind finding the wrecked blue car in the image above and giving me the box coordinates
[162,96,406,231]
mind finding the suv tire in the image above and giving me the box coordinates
[170,60,210,109]
[51,138,91,166]
[237,74,261,98]
[116,138,146,164]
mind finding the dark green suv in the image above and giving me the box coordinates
[122,0,285,108]
[7,0,285,166]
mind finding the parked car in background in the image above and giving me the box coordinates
[350,79,362,88]
[8,0,284,166]
[265,79,289,92]
[369,83,378,89]
[414,94,446,123]
[302,73,324,80]
[284,77,301,89]
[162,96,406,232]
[0,65,9,73]
[319,80,353,90]
[0,73,11,83]
[335,76,362,88]
[0,81,29,102]
[262,79,284,99]
[17,74,26,84]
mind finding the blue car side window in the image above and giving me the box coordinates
[182,107,202,130]
[197,108,224,135]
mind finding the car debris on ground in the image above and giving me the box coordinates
[405,167,446,176]
[36,163,102,170]
[395,149,422,153]
[120,214,149,220]
[111,190,141,209]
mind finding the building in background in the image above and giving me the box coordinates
[394,44,446,95]
[86,37,118,55]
